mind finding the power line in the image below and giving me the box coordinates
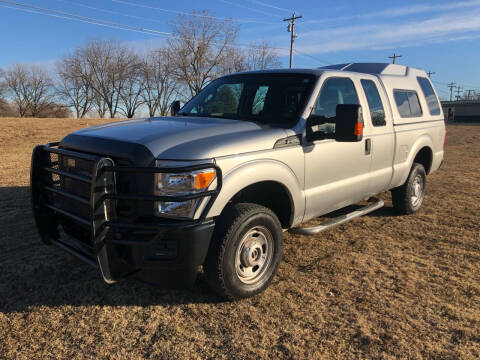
[0,0,172,36]
[110,0,279,24]
[293,49,332,66]
[433,80,451,86]
[0,0,336,69]
[55,0,167,25]
[217,0,277,18]
[458,82,480,89]
[245,0,292,13]
[0,0,300,57]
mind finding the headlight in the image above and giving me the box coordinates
[154,167,217,219]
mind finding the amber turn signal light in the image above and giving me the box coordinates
[354,122,363,136]
[194,171,216,190]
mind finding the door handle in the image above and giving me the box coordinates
[365,138,371,155]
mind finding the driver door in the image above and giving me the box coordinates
[303,76,372,220]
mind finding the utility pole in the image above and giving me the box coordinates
[447,82,456,101]
[283,12,302,69]
[465,89,475,100]
[456,86,463,100]
[388,53,402,64]
[427,71,435,78]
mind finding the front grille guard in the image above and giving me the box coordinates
[31,142,222,283]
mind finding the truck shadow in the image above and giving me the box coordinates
[0,186,396,313]
[0,186,224,314]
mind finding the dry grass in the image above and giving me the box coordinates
[0,117,479,359]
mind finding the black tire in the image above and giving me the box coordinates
[391,162,427,214]
[204,203,283,300]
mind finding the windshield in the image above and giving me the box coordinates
[179,73,317,126]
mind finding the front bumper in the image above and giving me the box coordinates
[31,143,221,286]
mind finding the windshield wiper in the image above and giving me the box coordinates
[179,113,239,121]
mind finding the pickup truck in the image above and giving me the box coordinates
[31,63,445,300]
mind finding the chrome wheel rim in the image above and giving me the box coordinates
[411,175,424,207]
[235,226,274,285]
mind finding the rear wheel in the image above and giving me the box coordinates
[391,162,426,214]
[204,203,283,300]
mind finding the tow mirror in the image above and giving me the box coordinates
[170,100,181,116]
[335,104,363,142]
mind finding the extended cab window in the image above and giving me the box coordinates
[252,85,269,115]
[417,77,441,115]
[394,90,422,118]
[361,79,386,126]
[180,73,316,126]
[312,77,359,135]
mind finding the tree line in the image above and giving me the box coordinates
[0,12,281,119]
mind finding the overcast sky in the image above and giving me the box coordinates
[1,0,480,98]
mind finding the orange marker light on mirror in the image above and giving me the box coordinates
[354,122,363,136]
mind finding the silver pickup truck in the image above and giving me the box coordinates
[31,63,445,300]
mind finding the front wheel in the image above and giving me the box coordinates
[391,162,427,214]
[204,203,283,300]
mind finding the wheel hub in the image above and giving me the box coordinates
[240,241,263,267]
[235,226,274,285]
[411,175,424,206]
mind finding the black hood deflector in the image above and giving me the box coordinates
[60,134,155,166]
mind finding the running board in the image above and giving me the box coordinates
[289,199,384,235]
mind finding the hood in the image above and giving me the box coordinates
[61,116,288,160]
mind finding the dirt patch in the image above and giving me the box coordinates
[1,117,479,359]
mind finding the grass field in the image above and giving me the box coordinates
[0,117,479,359]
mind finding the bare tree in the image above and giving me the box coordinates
[0,68,5,99]
[4,64,53,117]
[0,69,16,117]
[218,47,247,75]
[4,64,29,117]
[118,55,144,118]
[77,39,138,118]
[92,90,108,118]
[56,56,93,118]
[141,49,178,117]
[245,42,282,71]
[28,67,54,117]
[168,11,239,98]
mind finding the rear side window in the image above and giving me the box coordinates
[361,79,386,126]
[417,77,441,115]
[394,90,422,118]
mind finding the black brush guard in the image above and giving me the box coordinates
[31,142,221,283]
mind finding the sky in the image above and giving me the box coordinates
[1,0,480,99]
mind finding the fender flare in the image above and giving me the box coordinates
[207,159,305,226]
[394,134,434,187]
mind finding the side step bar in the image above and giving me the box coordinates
[290,199,384,235]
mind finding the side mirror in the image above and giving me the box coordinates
[170,100,181,116]
[335,104,363,142]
